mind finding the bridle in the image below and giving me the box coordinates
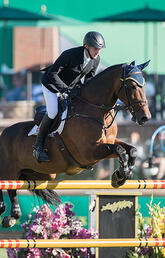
[118,70,148,117]
[67,67,148,135]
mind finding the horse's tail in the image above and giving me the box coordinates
[32,189,61,206]
[19,171,61,206]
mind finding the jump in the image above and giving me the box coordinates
[0,60,151,227]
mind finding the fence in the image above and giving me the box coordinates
[0,180,164,190]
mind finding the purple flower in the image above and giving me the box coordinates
[7,248,17,258]
[7,203,98,257]
[145,226,152,237]
[138,246,152,256]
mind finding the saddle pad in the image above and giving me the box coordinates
[28,106,68,137]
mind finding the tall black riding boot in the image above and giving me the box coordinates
[32,114,53,162]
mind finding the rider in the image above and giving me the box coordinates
[32,31,106,162]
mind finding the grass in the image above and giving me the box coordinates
[0,249,8,257]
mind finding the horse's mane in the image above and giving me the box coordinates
[98,63,123,77]
[85,63,125,85]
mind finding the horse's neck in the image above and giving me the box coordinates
[81,68,121,109]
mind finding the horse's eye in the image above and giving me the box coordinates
[131,84,136,90]
[126,83,136,89]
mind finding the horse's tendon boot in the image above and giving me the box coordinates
[129,147,137,167]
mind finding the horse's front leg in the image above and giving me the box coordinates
[2,190,22,228]
[115,138,137,175]
[109,139,137,188]
[93,143,130,187]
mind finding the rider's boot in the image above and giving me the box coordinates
[32,114,53,162]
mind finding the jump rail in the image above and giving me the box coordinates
[0,238,165,248]
[0,180,164,190]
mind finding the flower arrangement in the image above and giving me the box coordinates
[7,203,98,258]
[128,196,165,258]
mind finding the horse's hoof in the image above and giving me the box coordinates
[111,170,126,188]
[2,216,16,228]
[11,204,22,219]
[0,202,5,215]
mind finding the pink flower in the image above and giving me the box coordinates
[26,248,42,257]
[31,224,44,234]
[146,226,152,237]
[7,203,98,257]
[81,247,88,254]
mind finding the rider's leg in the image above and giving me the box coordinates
[33,85,58,162]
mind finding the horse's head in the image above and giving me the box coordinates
[118,60,151,125]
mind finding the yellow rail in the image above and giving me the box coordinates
[0,180,164,190]
[0,238,165,248]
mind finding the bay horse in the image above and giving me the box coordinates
[0,61,151,227]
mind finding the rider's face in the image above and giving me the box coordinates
[85,46,101,59]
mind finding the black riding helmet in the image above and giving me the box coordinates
[83,31,106,49]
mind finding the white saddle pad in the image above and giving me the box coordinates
[28,106,68,137]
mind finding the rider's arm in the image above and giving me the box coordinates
[44,50,70,92]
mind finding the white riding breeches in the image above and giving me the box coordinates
[42,85,58,119]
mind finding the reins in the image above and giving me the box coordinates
[67,93,126,137]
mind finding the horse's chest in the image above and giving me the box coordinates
[103,120,117,140]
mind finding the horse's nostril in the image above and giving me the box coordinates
[141,116,148,123]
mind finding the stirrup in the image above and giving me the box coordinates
[32,146,50,162]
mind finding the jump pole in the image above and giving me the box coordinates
[0,238,165,248]
[0,180,164,190]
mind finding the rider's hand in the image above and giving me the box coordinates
[76,82,83,88]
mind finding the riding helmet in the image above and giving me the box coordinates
[83,31,106,48]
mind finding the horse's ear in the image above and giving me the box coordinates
[137,60,151,70]
[130,61,135,66]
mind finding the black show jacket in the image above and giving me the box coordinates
[41,46,100,93]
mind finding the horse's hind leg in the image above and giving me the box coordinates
[1,190,22,228]
[0,190,5,215]
[8,190,22,219]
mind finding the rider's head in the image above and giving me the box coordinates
[83,31,106,59]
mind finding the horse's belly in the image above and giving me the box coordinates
[65,167,83,175]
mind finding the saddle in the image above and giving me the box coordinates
[34,86,81,131]
[34,97,68,133]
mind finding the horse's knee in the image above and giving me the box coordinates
[114,144,126,155]
[114,144,128,165]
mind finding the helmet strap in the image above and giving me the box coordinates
[84,46,93,59]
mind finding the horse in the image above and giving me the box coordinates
[0,60,151,227]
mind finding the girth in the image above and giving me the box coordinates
[54,132,94,170]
